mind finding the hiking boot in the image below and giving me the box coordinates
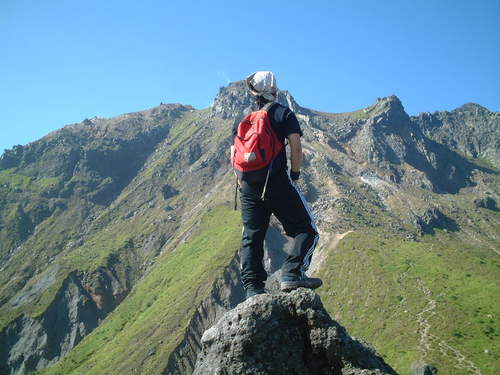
[245,287,266,299]
[280,276,323,292]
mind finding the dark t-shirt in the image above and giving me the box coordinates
[266,103,303,174]
[233,102,303,175]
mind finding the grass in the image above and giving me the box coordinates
[0,168,61,192]
[314,101,384,122]
[317,230,500,375]
[0,168,32,190]
[2,204,31,247]
[0,199,87,329]
[38,205,241,375]
[142,109,205,180]
[24,195,167,320]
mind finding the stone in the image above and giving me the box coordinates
[411,362,438,375]
[193,289,397,375]
[473,196,497,211]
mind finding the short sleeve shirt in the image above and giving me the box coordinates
[267,103,303,142]
[266,103,302,173]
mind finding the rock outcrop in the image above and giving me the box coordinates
[473,196,497,211]
[211,80,304,121]
[411,207,459,235]
[0,261,134,375]
[412,103,500,168]
[194,289,397,375]
[211,81,253,120]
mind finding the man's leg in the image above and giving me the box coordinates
[269,175,321,289]
[281,231,319,280]
[239,187,271,294]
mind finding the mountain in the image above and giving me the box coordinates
[0,82,498,375]
[412,103,499,168]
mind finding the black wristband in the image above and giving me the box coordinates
[290,170,300,181]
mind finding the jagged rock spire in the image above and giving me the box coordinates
[211,81,303,119]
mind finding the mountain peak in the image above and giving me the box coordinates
[211,81,252,119]
[212,81,301,119]
[453,102,491,114]
[373,95,406,116]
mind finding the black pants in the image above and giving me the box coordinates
[239,171,319,290]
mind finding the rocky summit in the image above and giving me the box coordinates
[194,289,397,375]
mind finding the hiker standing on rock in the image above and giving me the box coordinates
[231,71,322,299]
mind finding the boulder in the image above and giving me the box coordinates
[194,289,397,375]
[473,196,497,211]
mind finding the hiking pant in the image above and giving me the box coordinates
[239,171,319,290]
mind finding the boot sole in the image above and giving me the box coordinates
[280,282,322,292]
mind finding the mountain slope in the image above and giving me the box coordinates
[39,206,242,375]
[0,82,499,375]
[0,104,236,374]
[412,103,500,168]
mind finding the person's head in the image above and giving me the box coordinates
[245,71,277,106]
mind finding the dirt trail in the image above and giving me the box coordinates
[308,231,354,275]
[416,281,437,358]
[416,280,483,375]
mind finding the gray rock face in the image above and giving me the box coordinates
[412,207,459,235]
[210,85,493,195]
[342,96,477,193]
[0,273,100,375]
[473,196,497,211]
[212,81,253,120]
[411,362,438,375]
[193,289,397,375]
[211,80,304,121]
[0,264,131,375]
[412,103,500,168]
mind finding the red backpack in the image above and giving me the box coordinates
[231,103,283,186]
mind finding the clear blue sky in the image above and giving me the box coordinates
[1,0,499,154]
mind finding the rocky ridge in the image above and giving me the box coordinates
[412,103,499,168]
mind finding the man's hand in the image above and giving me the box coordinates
[288,133,302,181]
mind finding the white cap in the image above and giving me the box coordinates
[245,71,277,101]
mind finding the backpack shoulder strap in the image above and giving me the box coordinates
[260,102,288,124]
[273,104,288,123]
[261,101,276,113]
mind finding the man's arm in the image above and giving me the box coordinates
[230,145,242,187]
[288,133,302,181]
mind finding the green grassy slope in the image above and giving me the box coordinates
[317,229,499,375]
[0,108,211,331]
[39,206,241,375]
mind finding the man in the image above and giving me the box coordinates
[235,71,322,299]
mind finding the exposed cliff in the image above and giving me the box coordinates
[0,255,137,375]
[299,95,485,194]
[412,103,500,168]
